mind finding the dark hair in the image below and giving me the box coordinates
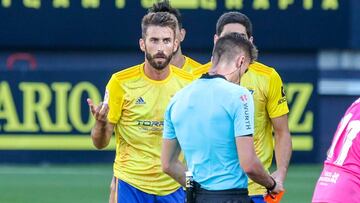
[212,32,258,65]
[216,12,253,38]
[148,0,183,29]
[141,12,177,38]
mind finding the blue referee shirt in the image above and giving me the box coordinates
[163,74,254,190]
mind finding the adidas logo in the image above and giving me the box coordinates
[135,97,146,105]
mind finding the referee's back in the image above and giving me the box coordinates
[166,75,254,190]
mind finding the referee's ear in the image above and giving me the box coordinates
[139,38,145,52]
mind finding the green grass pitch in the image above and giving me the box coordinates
[0,164,322,203]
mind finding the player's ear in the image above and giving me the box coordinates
[180,28,186,42]
[214,34,219,45]
[173,38,179,53]
[249,36,254,44]
[139,38,145,52]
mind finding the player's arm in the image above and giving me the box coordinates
[88,75,123,149]
[234,90,282,193]
[271,114,292,184]
[161,101,187,187]
[87,99,114,149]
[161,138,186,187]
[267,70,292,184]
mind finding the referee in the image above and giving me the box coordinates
[161,33,283,203]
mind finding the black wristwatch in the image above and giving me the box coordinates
[266,176,277,192]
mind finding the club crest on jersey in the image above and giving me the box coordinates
[135,97,146,105]
[278,86,287,105]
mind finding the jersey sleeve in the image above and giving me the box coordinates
[234,89,254,137]
[266,70,289,118]
[163,100,176,140]
[105,75,125,124]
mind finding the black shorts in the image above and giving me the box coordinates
[194,188,252,203]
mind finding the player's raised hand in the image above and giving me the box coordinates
[87,98,98,116]
[88,98,113,149]
[87,98,109,124]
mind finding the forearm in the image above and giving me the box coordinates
[246,159,275,189]
[274,131,292,181]
[164,160,187,187]
[91,121,113,149]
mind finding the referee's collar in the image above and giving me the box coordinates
[200,73,226,80]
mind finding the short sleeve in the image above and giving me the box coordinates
[163,100,176,140]
[266,70,289,118]
[105,75,125,124]
[234,90,254,137]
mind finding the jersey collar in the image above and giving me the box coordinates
[200,73,226,80]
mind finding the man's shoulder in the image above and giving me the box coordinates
[184,55,202,69]
[233,83,251,95]
[249,61,277,77]
[112,64,142,82]
[192,61,212,78]
[218,79,251,96]
[348,97,360,117]
[171,65,194,81]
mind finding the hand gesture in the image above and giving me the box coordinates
[87,98,109,125]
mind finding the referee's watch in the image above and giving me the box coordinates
[266,176,277,192]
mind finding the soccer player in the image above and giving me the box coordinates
[148,0,202,72]
[107,2,202,202]
[312,98,360,203]
[193,12,292,203]
[87,12,193,203]
[162,33,283,203]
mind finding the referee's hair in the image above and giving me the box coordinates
[148,0,183,29]
[141,12,178,38]
[212,32,258,65]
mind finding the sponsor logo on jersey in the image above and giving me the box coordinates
[135,97,146,105]
[243,103,252,130]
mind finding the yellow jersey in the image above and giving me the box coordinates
[105,63,193,195]
[194,61,289,195]
[192,61,211,78]
[180,55,202,73]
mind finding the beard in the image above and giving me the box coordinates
[145,51,173,71]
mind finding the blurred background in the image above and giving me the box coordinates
[0,0,359,202]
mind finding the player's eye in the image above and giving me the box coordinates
[163,38,171,43]
[240,33,248,39]
[150,38,158,43]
